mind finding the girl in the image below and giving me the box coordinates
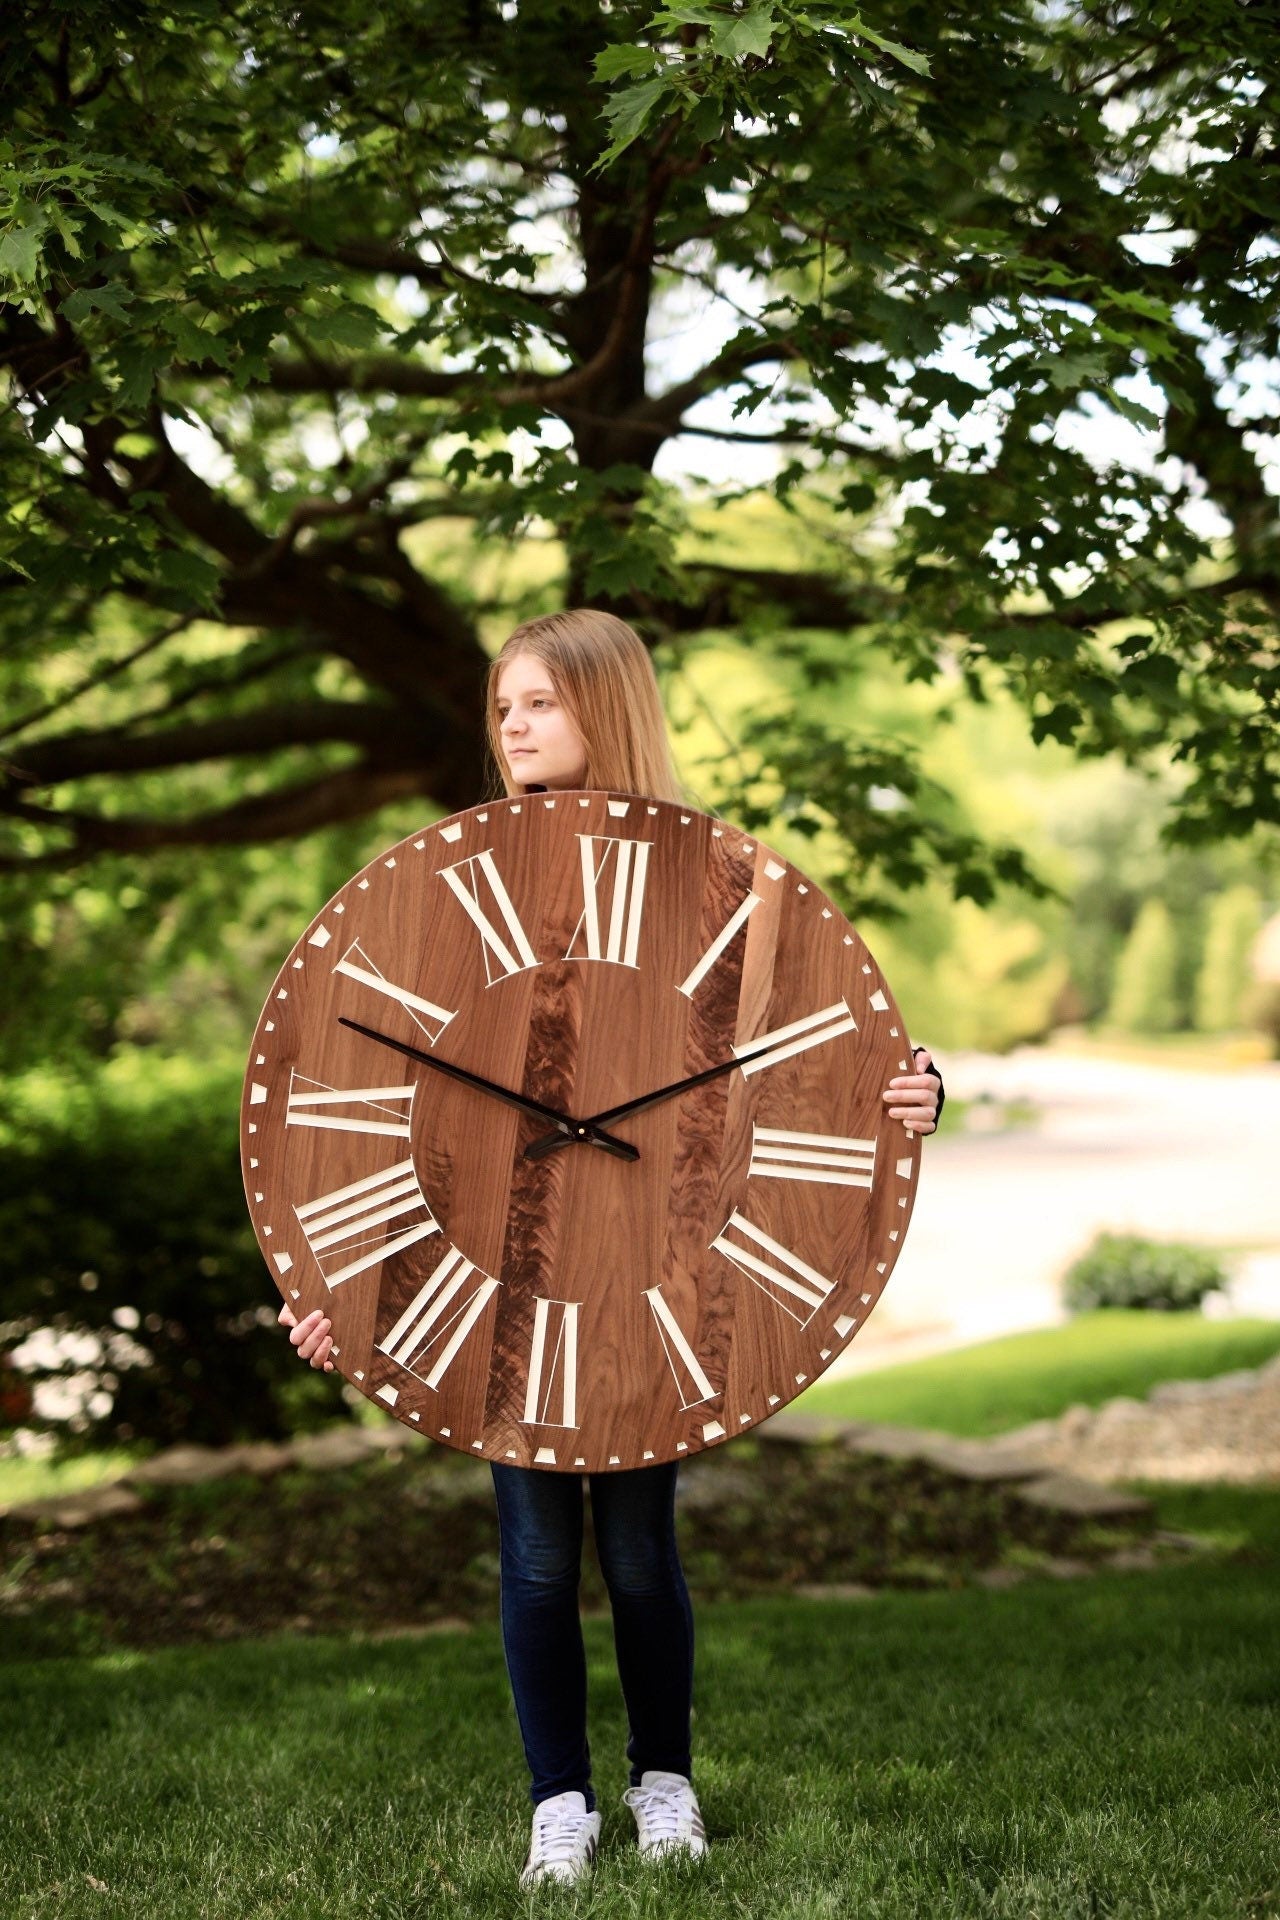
[281,609,943,1885]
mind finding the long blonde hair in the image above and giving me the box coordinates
[485,609,686,803]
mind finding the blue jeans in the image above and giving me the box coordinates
[491,1461,695,1810]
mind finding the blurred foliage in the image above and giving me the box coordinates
[1062,1233,1228,1317]
[1106,898,1178,1035]
[0,1053,345,1447]
[1194,885,1262,1034]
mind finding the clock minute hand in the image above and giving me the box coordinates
[521,1036,782,1160]
[338,1017,639,1161]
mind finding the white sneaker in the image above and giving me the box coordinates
[519,1790,602,1887]
[622,1770,708,1859]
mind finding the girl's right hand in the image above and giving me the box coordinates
[278,1301,335,1372]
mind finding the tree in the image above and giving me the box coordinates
[1107,897,1179,1033]
[1194,882,1262,1031]
[1,0,1277,904]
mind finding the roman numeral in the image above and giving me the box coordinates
[521,1298,580,1427]
[676,892,762,997]
[643,1286,717,1410]
[377,1247,501,1391]
[748,1125,876,1188]
[712,1211,835,1326]
[734,999,857,1076]
[438,849,540,984]
[566,835,652,966]
[294,1160,439,1288]
[286,1071,414,1139]
[334,940,457,1045]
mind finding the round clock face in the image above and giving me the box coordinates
[241,794,922,1470]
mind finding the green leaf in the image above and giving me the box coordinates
[302,306,384,350]
[0,219,46,284]
[111,344,163,412]
[61,283,135,326]
[840,13,931,76]
[597,76,671,165]
[710,3,777,59]
[1031,703,1082,746]
[593,45,657,81]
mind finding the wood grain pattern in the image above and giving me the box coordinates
[241,794,923,1469]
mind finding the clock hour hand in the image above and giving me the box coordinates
[338,1017,640,1160]
[522,1035,783,1160]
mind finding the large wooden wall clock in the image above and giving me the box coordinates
[241,794,923,1471]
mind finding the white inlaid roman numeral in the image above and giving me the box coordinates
[286,1071,414,1139]
[711,1210,835,1327]
[334,939,457,1045]
[748,1126,876,1188]
[676,892,762,997]
[566,836,652,966]
[734,999,857,1076]
[643,1286,716,1409]
[378,1246,500,1391]
[438,849,539,984]
[521,1298,580,1427]
[295,1160,439,1288]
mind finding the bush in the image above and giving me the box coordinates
[1194,885,1262,1033]
[1107,899,1179,1034]
[1062,1232,1228,1315]
[0,1053,347,1449]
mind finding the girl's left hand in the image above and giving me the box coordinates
[883,1045,941,1135]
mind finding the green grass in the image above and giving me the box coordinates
[3,1482,1278,1919]
[0,1446,141,1510]
[800,1312,1280,1438]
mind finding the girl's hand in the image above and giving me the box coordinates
[882,1045,942,1136]
[278,1301,336,1372]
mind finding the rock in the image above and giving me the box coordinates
[288,1427,383,1471]
[1042,1557,1092,1580]
[1015,1474,1152,1521]
[1057,1404,1094,1438]
[917,1441,1048,1483]
[973,1566,1029,1590]
[1092,1396,1146,1426]
[842,1423,953,1462]
[218,1442,294,1477]
[757,1412,852,1447]
[6,1484,144,1528]
[1105,1546,1159,1572]
[675,1465,759,1511]
[793,1582,876,1601]
[126,1445,245,1486]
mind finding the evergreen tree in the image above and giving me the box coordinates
[1107,899,1179,1035]
[1194,885,1263,1033]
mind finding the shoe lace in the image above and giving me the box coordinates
[625,1778,690,1842]
[532,1802,593,1868]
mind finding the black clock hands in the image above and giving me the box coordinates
[338,1017,640,1161]
[521,1036,785,1161]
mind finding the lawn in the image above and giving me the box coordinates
[799,1311,1280,1437]
[3,1482,1278,1920]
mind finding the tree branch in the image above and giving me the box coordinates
[2,701,406,788]
[0,763,432,869]
[0,615,194,747]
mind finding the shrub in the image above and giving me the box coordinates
[1107,899,1179,1033]
[1062,1232,1228,1315]
[1194,885,1262,1033]
[0,1053,346,1449]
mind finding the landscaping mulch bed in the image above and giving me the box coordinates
[0,1436,1162,1661]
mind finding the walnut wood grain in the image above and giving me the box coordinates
[241,794,922,1470]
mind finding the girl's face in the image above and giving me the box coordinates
[495,652,589,790]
